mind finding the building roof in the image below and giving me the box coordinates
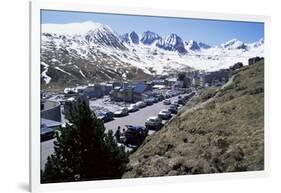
[153,85,166,89]
[41,126,54,135]
[41,118,61,128]
[167,78,177,82]
[41,100,61,111]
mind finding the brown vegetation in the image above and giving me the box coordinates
[123,60,264,178]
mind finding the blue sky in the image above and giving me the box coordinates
[41,10,264,46]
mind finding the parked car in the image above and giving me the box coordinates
[178,90,185,95]
[128,104,138,112]
[158,109,172,120]
[123,125,148,147]
[157,94,165,101]
[163,99,171,105]
[152,97,159,103]
[145,116,163,130]
[97,111,114,122]
[172,100,180,107]
[144,99,153,106]
[41,125,55,142]
[136,101,146,108]
[114,107,129,117]
[165,94,171,99]
[183,94,190,101]
[171,92,177,97]
[168,105,178,114]
[178,98,185,105]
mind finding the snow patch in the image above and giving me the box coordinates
[79,69,86,78]
[41,62,51,84]
[54,67,72,76]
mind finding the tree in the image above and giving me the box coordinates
[41,100,129,183]
[177,72,186,82]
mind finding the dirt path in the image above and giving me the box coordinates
[221,75,234,89]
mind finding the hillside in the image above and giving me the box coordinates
[123,60,264,178]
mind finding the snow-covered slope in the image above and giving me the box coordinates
[41,21,264,87]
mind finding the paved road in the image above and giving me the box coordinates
[41,95,180,170]
[104,95,180,133]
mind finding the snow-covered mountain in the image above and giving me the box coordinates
[140,31,161,45]
[185,40,211,51]
[41,21,264,87]
[221,39,247,50]
[156,33,187,54]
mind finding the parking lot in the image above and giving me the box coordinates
[41,92,193,170]
[104,95,180,134]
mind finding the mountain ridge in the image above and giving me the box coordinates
[41,21,264,88]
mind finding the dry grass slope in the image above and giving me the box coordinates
[123,60,264,178]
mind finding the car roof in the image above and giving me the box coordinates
[148,116,158,120]
[125,125,144,131]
